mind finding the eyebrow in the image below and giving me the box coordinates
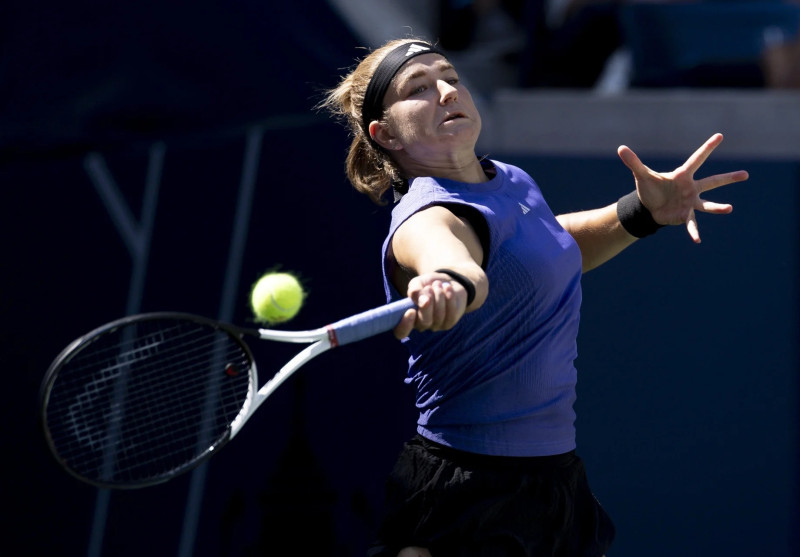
[395,60,456,92]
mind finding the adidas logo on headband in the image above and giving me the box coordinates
[405,43,430,56]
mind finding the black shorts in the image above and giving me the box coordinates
[368,435,615,557]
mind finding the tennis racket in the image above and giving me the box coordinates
[40,298,414,489]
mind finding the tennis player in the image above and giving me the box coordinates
[321,38,748,557]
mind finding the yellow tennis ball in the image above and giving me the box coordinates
[250,272,305,324]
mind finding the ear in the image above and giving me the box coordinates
[369,120,402,151]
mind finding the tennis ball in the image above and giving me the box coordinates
[250,272,305,324]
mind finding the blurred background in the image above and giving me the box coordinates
[2,0,798,555]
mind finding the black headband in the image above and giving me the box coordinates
[361,41,446,140]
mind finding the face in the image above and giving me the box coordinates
[371,54,481,164]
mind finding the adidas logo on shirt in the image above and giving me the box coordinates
[406,44,430,56]
[518,202,531,215]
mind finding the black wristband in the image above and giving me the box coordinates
[616,191,664,238]
[435,268,476,306]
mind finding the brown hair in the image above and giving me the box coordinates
[319,38,427,204]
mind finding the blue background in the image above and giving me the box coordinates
[2,1,797,555]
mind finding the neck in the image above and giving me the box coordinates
[399,151,489,184]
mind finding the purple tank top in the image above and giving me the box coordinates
[381,160,582,456]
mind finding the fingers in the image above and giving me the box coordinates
[618,133,748,246]
[685,194,736,243]
[393,308,418,340]
[392,274,469,338]
[686,210,701,244]
[413,279,463,331]
[685,193,737,244]
[697,169,750,193]
[414,280,448,330]
[697,200,733,214]
[681,133,723,174]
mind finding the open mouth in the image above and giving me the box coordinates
[442,112,466,124]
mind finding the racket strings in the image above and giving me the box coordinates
[44,318,254,486]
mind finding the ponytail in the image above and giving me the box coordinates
[319,38,426,205]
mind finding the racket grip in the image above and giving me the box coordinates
[328,298,415,347]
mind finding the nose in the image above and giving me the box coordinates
[437,80,458,105]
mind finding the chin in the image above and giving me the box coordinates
[446,122,480,145]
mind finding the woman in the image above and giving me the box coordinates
[321,38,748,557]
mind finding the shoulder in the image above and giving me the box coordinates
[491,159,535,183]
[390,177,456,227]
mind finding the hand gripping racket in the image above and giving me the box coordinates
[40,298,414,488]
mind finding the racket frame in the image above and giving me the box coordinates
[40,313,261,488]
[39,298,414,488]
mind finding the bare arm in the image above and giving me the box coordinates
[557,205,636,273]
[389,205,488,339]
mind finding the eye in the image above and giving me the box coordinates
[408,84,427,96]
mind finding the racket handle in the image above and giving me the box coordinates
[328,298,415,347]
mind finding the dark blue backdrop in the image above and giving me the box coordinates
[2,1,797,556]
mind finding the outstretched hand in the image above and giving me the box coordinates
[617,133,749,243]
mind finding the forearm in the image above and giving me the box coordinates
[392,206,489,311]
[556,203,637,273]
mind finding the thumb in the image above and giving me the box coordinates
[393,308,417,340]
[617,145,642,173]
